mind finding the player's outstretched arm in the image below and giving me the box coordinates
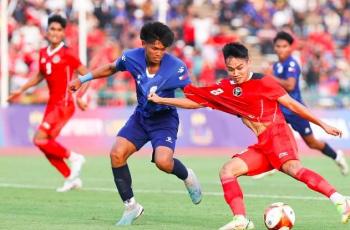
[278,94,342,137]
[148,93,203,109]
[7,72,44,102]
[69,63,117,92]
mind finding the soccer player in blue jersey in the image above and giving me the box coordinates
[272,31,348,175]
[69,21,202,225]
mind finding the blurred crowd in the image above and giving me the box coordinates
[2,0,350,108]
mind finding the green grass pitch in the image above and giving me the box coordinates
[0,155,349,230]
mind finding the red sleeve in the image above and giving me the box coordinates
[262,76,287,100]
[184,84,212,107]
[67,51,82,70]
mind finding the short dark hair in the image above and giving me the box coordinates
[48,14,67,28]
[140,22,174,47]
[222,42,249,60]
[273,31,294,45]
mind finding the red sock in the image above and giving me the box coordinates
[44,155,71,178]
[221,177,246,216]
[34,139,71,178]
[295,168,336,198]
[34,139,70,158]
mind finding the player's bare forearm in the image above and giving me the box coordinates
[148,93,203,109]
[278,94,342,136]
[91,63,117,79]
[278,95,323,126]
[21,73,44,92]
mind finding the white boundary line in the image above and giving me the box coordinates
[0,182,329,201]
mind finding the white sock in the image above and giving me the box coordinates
[124,197,136,207]
[330,192,346,204]
[335,150,343,162]
[69,152,81,161]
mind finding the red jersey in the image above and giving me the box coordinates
[184,73,287,123]
[39,42,81,104]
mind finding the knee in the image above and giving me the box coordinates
[282,160,302,177]
[110,147,128,165]
[33,136,48,148]
[155,156,173,173]
[219,160,243,179]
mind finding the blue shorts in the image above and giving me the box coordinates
[118,110,179,159]
[284,113,312,137]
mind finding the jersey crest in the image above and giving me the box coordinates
[233,87,242,97]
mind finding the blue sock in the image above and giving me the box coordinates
[172,158,188,180]
[112,165,134,202]
[321,143,337,160]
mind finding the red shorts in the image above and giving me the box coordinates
[233,121,298,176]
[38,101,75,138]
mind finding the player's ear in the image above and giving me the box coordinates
[141,40,146,47]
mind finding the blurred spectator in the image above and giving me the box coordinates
[5,0,350,108]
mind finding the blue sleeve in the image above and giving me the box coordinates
[285,60,299,79]
[115,53,127,72]
[169,65,191,89]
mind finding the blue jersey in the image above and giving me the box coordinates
[273,56,302,115]
[115,48,191,117]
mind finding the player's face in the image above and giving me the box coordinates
[225,57,250,84]
[274,39,292,61]
[47,22,65,45]
[143,40,167,65]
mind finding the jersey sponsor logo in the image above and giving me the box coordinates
[233,87,242,97]
[178,66,185,73]
[210,88,224,95]
[121,55,126,61]
[278,152,288,159]
[165,136,173,143]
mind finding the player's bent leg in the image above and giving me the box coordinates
[282,160,350,224]
[154,146,202,204]
[219,158,255,230]
[33,130,71,177]
[110,137,143,225]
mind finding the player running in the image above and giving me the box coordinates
[69,21,202,226]
[8,14,88,192]
[272,31,348,175]
[148,42,350,230]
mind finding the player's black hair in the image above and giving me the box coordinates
[222,42,249,60]
[48,14,67,28]
[273,31,294,45]
[140,22,174,47]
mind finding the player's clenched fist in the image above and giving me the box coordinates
[148,92,162,103]
[69,78,82,92]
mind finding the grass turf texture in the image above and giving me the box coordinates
[0,155,349,230]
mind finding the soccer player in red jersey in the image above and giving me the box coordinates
[8,14,88,192]
[148,42,350,229]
